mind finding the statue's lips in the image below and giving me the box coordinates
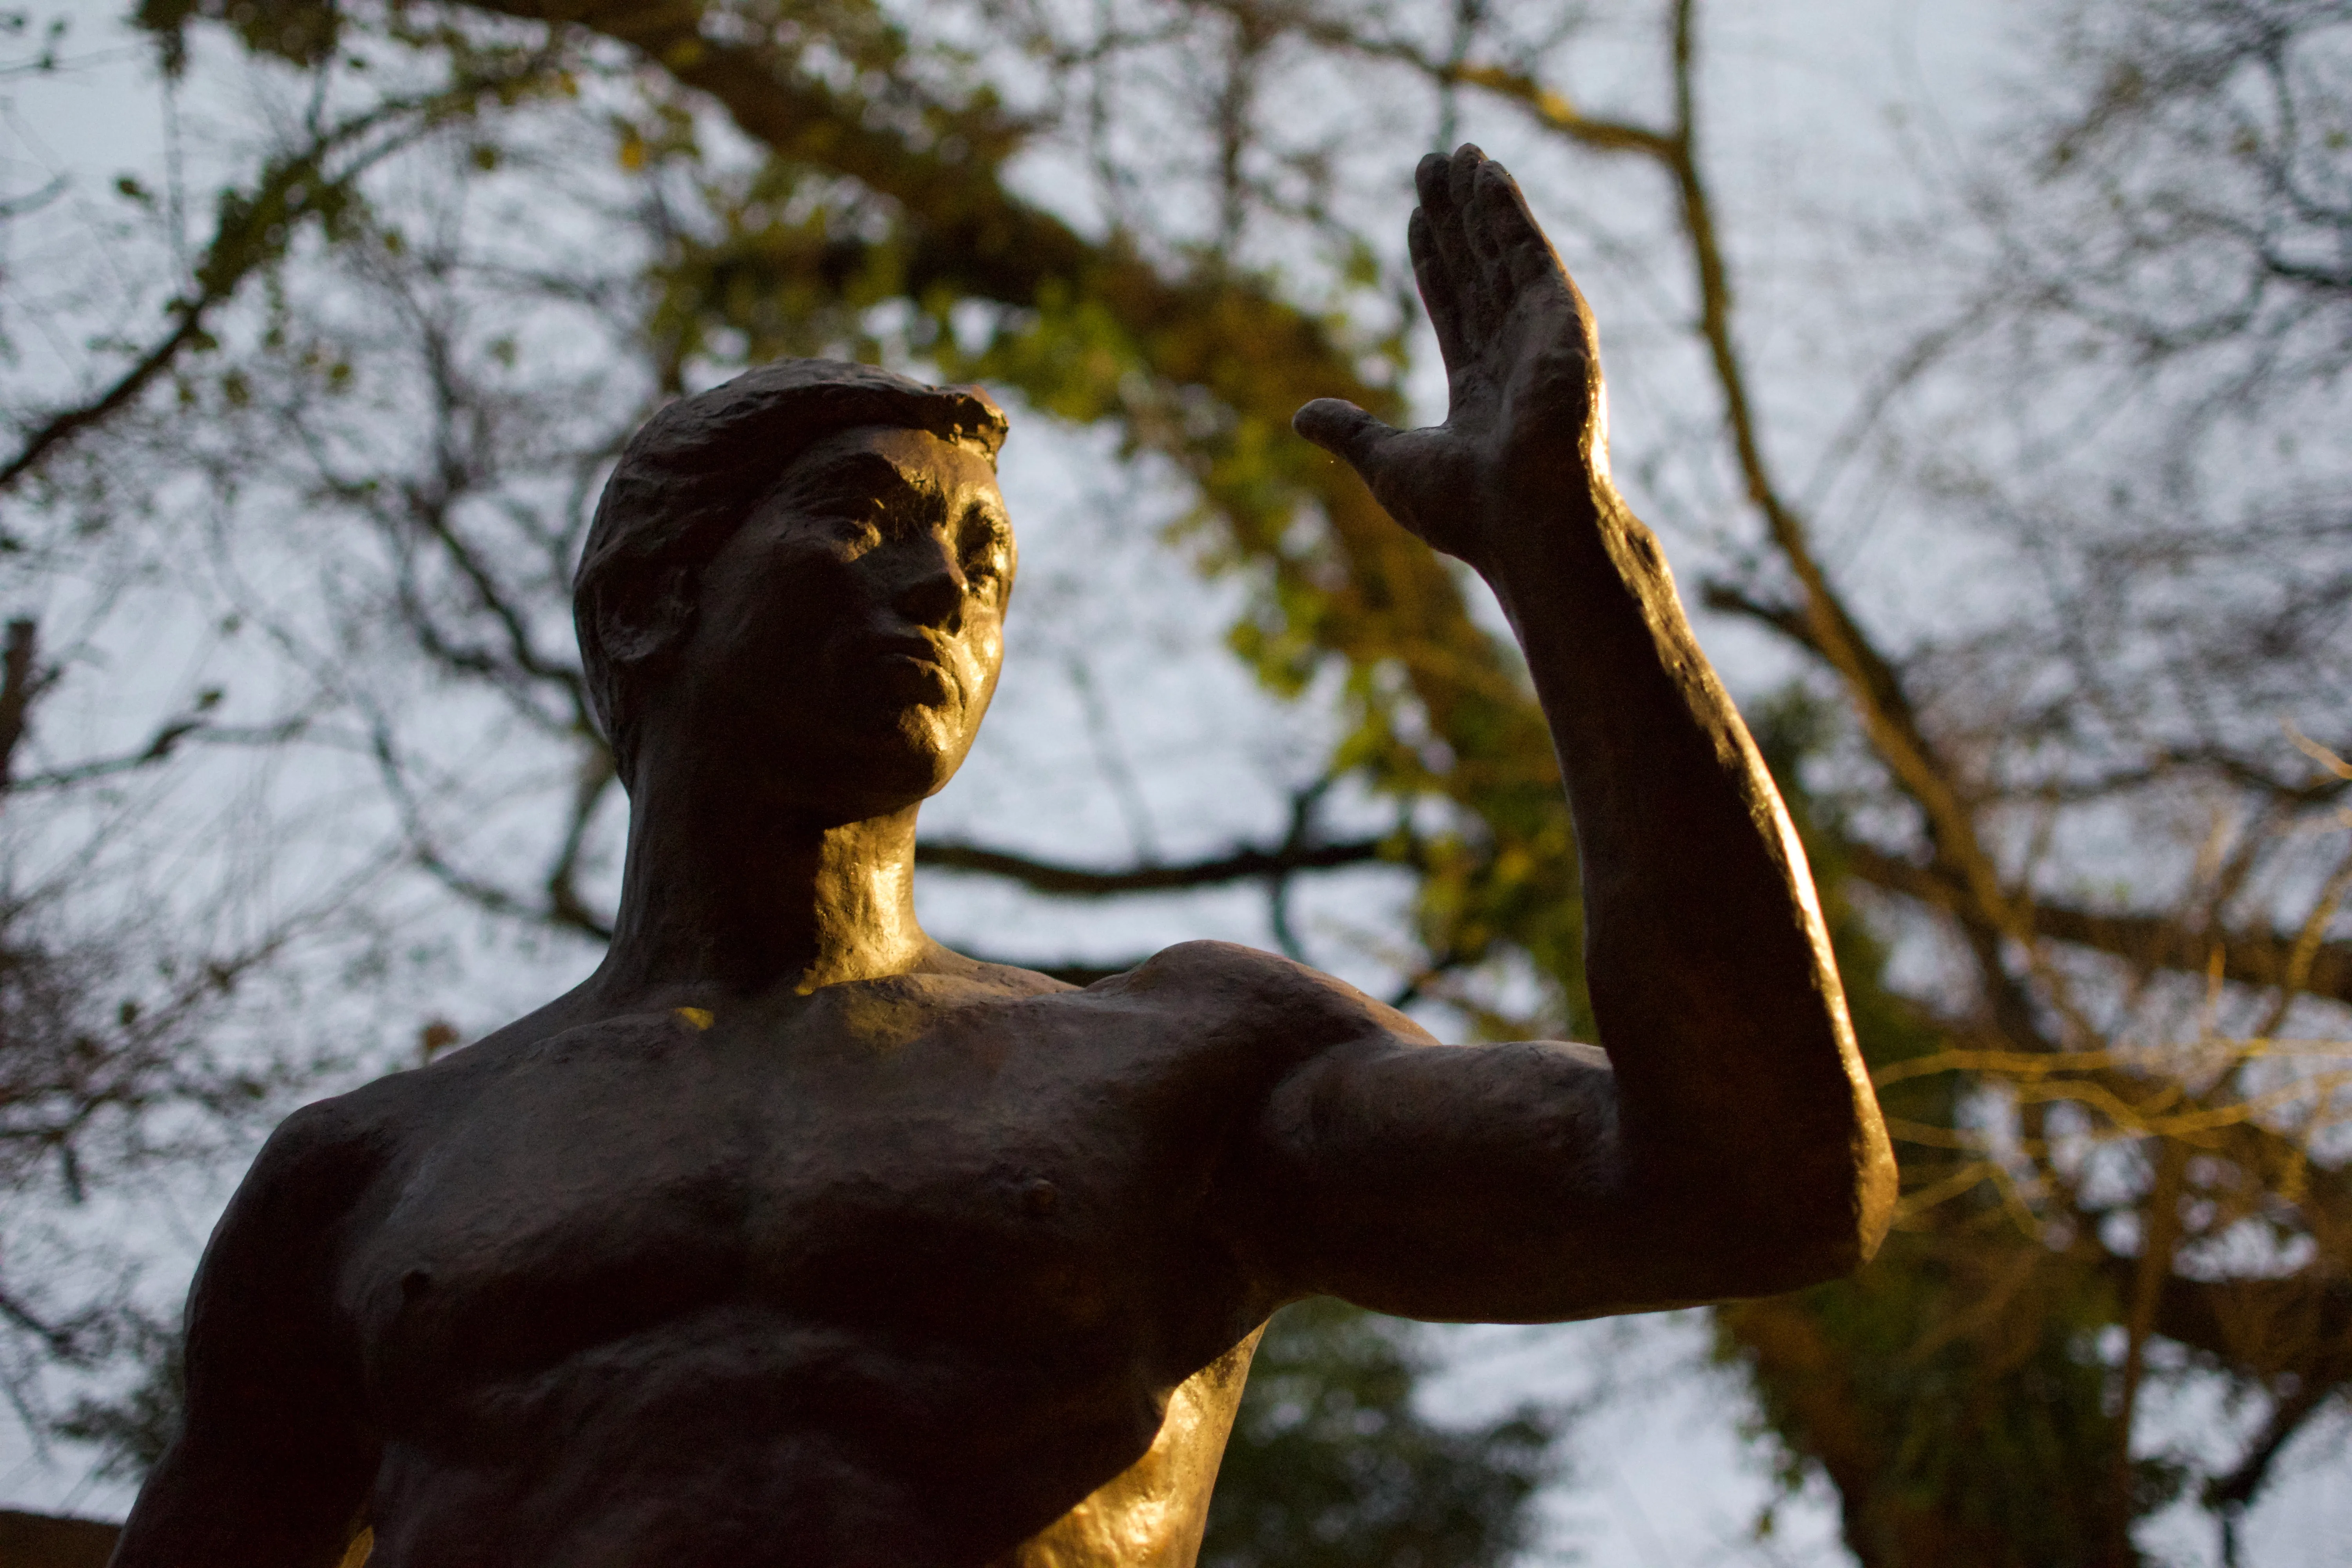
[851,635,961,705]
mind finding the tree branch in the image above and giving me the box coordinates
[2203,1373,2347,1521]
[1272,11,1675,160]
[954,954,1143,987]
[1847,842,2352,1009]
[457,0,1555,847]
[0,81,523,495]
[0,619,41,788]
[915,835,1390,897]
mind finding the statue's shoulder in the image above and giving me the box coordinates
[1113,938,1328,993]
[204,1078,414,1289]
[1083,939,1435,1046]
[234,997,667,1194]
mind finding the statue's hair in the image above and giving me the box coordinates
[574,359,1008,792]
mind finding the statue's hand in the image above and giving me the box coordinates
[1294,146,1606,573]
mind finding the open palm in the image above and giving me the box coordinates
[1295,147,1607,571]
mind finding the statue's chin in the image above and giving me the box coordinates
[716,697,978,822]
[893,702,971,762]
[805,708,973,814]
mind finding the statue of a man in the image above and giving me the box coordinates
[113,149,1893,1568]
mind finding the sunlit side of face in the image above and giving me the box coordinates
[657,424,1015,822]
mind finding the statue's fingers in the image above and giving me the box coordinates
[1472,160,1575,303]
[1292,398,1399,486]
[1413,150,1453,221]
[1450,147,1518,328]
[1450,145,1505,274]
[1408,209,1474,376]
[1417,150,1491,340]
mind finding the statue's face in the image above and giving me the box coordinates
[664,423,1014,819]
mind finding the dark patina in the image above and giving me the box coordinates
[113,149,1896,1568]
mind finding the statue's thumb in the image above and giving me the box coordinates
[1292,399,1393,479]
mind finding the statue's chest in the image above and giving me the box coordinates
[347,995,1236,1399]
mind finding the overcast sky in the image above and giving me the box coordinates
[3,3,2347,1562]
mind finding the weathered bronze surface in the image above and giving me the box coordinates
[111,149,1895,1568]
[2,1507,122,1568]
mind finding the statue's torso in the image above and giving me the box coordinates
[320,945,1389,1568]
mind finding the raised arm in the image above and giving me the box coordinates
[1241,147,1894,1321]
[110,1102,380,1568]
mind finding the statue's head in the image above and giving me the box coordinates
[576,361,1012,817]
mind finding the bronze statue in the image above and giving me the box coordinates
[111,148,1894,1568]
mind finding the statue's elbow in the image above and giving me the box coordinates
[1639,1089,1900,1301]
[1767,1139,1899,1290]
[1787,1211,1882,1289]
[1719,1223,1873,1303]
[1848,1113,1901,1266]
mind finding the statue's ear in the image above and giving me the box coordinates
[593,562,697,672]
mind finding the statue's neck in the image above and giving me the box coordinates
[593,771,929,1007]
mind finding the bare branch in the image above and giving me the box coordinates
[0,85,507,495]
[0,620,42,788]
[915,835,1390,898]
[953,954,1143,988]
[2204,1374,2349,1522]
[1847,842,2352,1009]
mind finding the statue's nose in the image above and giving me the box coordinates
[890,539,966,630]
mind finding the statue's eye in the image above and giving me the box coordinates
[962,536,1009,588]
[827,508,884,553]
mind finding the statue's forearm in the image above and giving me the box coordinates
[1477,475,1895,1277]
[1271,146,1882,1304]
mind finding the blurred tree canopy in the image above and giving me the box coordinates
[1203,1299,1552,1568]
[1,0,2347,1563]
